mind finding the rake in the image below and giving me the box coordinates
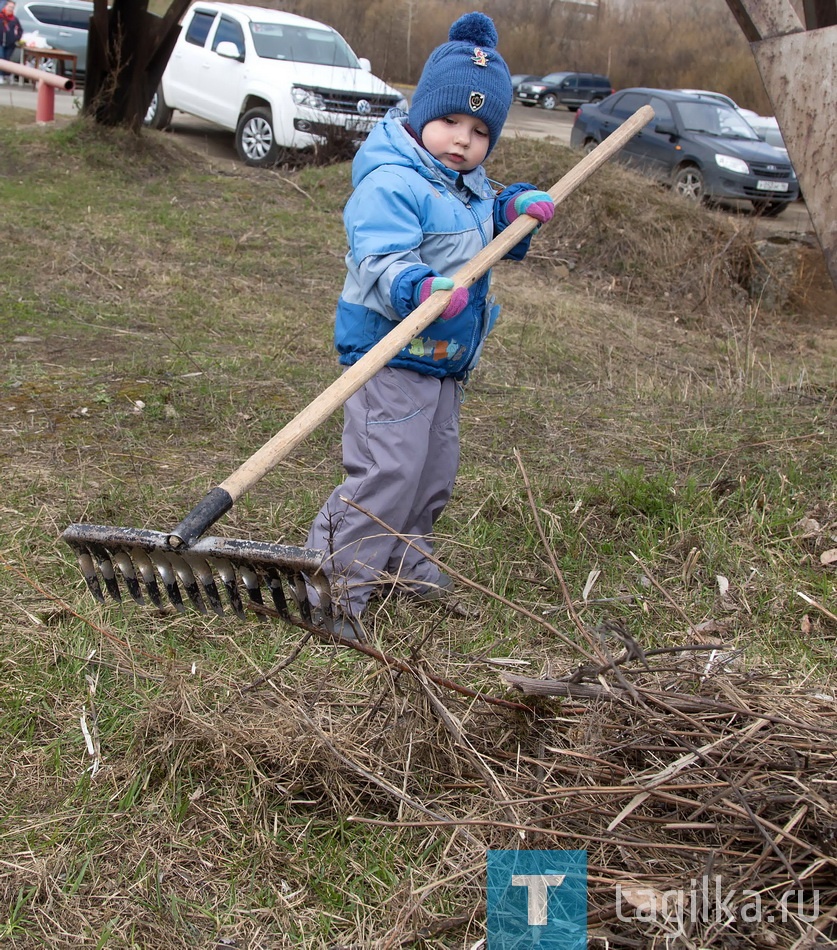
[62,106,655,624]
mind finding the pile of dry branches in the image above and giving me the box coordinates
[128,600,836,949]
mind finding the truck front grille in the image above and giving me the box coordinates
[304,86,402,118]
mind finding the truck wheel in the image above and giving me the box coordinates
[144,86,172,130]
[236,107,279,166]
[541,93,557,111]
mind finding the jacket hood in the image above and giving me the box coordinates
[351,109,493,200]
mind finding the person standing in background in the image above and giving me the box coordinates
[0,0,23,82]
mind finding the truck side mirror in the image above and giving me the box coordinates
[216,41,243,61]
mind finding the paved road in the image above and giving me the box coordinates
[1,84,813,234]
[0,82,574,144]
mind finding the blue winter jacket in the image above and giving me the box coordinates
[334,109,538,379]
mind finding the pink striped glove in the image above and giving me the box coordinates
[415,276,469,321]
[506,190,555,225]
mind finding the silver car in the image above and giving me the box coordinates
[15,0,93,75]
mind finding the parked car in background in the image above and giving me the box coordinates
[673,88,759,121]
[510,73,539,94]
[14,0,92,74]
[515,71,614,111]
[570,87,798,215]
[745,114,789,152]
[674,88,794,168]
[144,2,407,167]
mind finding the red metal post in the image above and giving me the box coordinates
[35,81,56,124]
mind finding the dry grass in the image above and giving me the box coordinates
[6,571,837,947]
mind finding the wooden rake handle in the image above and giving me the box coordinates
[169,105,655,547]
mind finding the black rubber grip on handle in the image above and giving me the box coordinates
[167,487,233,548]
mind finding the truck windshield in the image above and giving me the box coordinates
[250,23,359,67]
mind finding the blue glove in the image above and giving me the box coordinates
[415,276,469,321]
[506,190,555,225]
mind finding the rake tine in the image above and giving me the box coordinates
[290,573,312,621]
[75,549,106,603]
[211,558,247,619]
[94,547,123,603]
[130,548,164,609]
[111,550,144,605]
[264,567,290,619]
[183,553,225,617]
[182,551,224,617]
[307,572,333,623]
[148,550,186,613]
[168,554,207,614]
[239,565,267,620]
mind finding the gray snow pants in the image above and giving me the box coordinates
[306,366,461,618]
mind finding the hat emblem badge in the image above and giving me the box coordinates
[469,91,486,113]
[472,47,488,67]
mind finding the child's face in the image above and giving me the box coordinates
[421,114,490,172]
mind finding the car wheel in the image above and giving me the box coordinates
[25,54,56,73]
[236,107,279,167]
[582,139,597,155]
[590,96,603,104]
[144,85,172,130]
[752,200,787,218]
[541,94,557,111]
[671,165,705,202]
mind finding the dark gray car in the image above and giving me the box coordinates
[570,87,799,216]
[516,71,613,111]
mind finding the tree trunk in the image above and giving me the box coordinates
[82,0,191,130]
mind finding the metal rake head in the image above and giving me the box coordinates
[62,523,332,623]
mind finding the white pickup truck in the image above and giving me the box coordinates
[144,2,407,166]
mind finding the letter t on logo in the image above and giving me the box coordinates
[511,874,566,925]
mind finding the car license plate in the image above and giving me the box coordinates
[756,180,789,192]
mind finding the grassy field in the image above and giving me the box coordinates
[1,111,836,948]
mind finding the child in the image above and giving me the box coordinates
[307,11,554,639]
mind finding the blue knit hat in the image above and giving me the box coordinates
[409,11,512,157]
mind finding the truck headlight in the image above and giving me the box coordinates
[715,153,750,175]
[292,87,326,110]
